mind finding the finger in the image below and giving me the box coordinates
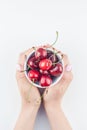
[52,70,73,95]
[16,48,33,80]
[16,46,44,80]
[62,72,73,93]
[42,44,51,48]
[16,55,26,80]
[54,54,73,89]
[23,47,35,56]
[62,54,69,65]
[58,74,73,96]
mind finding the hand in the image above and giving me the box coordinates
[42,48,73,130]
[16,48,41,108]
[14,48,41,130]
[43,53,73,107]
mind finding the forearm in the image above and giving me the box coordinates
[14,105,39,130]
[45,104,72,130]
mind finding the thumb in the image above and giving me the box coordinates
[16,53,27,81]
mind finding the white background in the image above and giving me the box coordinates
[0,0,87,130]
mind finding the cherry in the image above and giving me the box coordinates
[35,48,47,59]
[47,50,53,58]
[39,59,52,71]
[49,54,59,63]
[27,56,39,69]
[40,69,49,75]
[40,75,52,87]
[49,63,63,76]
[28,70,40,82]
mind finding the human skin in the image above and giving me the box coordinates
[43,48,73,130]
[14,45,73,130]
[14,48,41,130]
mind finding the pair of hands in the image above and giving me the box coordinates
[16,45,73,109]
[15,45,73,130]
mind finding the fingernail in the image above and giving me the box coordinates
[66,64,72,72]
[16,64,21,71]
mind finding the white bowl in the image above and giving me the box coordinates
[24,48,64,88]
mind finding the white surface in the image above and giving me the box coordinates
[0,0,87,130]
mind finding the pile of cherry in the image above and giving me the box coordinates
[26,47,63,87]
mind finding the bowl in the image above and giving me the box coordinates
[24,48,64,88]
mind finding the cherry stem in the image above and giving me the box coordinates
[20,64,30,72]
[50,31,58,48]
[52,55,63,65]
[32,46,36,51]
[54,51,61,55]
[52,61,60,65]
[21,69,29,72]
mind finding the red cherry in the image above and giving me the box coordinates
[27,56,39,69]
[49,54,59,63]
[28,70,40,82]
[39,59,52,71]
[35,48,47,59]
[49,63,63,76]
[47,50,53,58]
[40,75,52,87]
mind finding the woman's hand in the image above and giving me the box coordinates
[16,48,41,108]
[14,48,41,130]
[43,49,73,130]
[14,45,73,130]
[43,53,73,107]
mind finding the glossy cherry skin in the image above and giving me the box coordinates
[27,57,39,69]
[35,48,47,59]
[49,63,63,76]
[40,75,52,87]
[47,50,53,58]
[49,54,59,63]
[39,59,52,71]
[28,70,40,82]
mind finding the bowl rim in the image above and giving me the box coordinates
[24,48,64,88]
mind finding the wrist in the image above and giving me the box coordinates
[21,98,41,110]
[21,103,40,114]
[19,103,39,123]
[14,102,39,130]
[44,101,61,111]
[44,104,72,130]
[44,102,64,120]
